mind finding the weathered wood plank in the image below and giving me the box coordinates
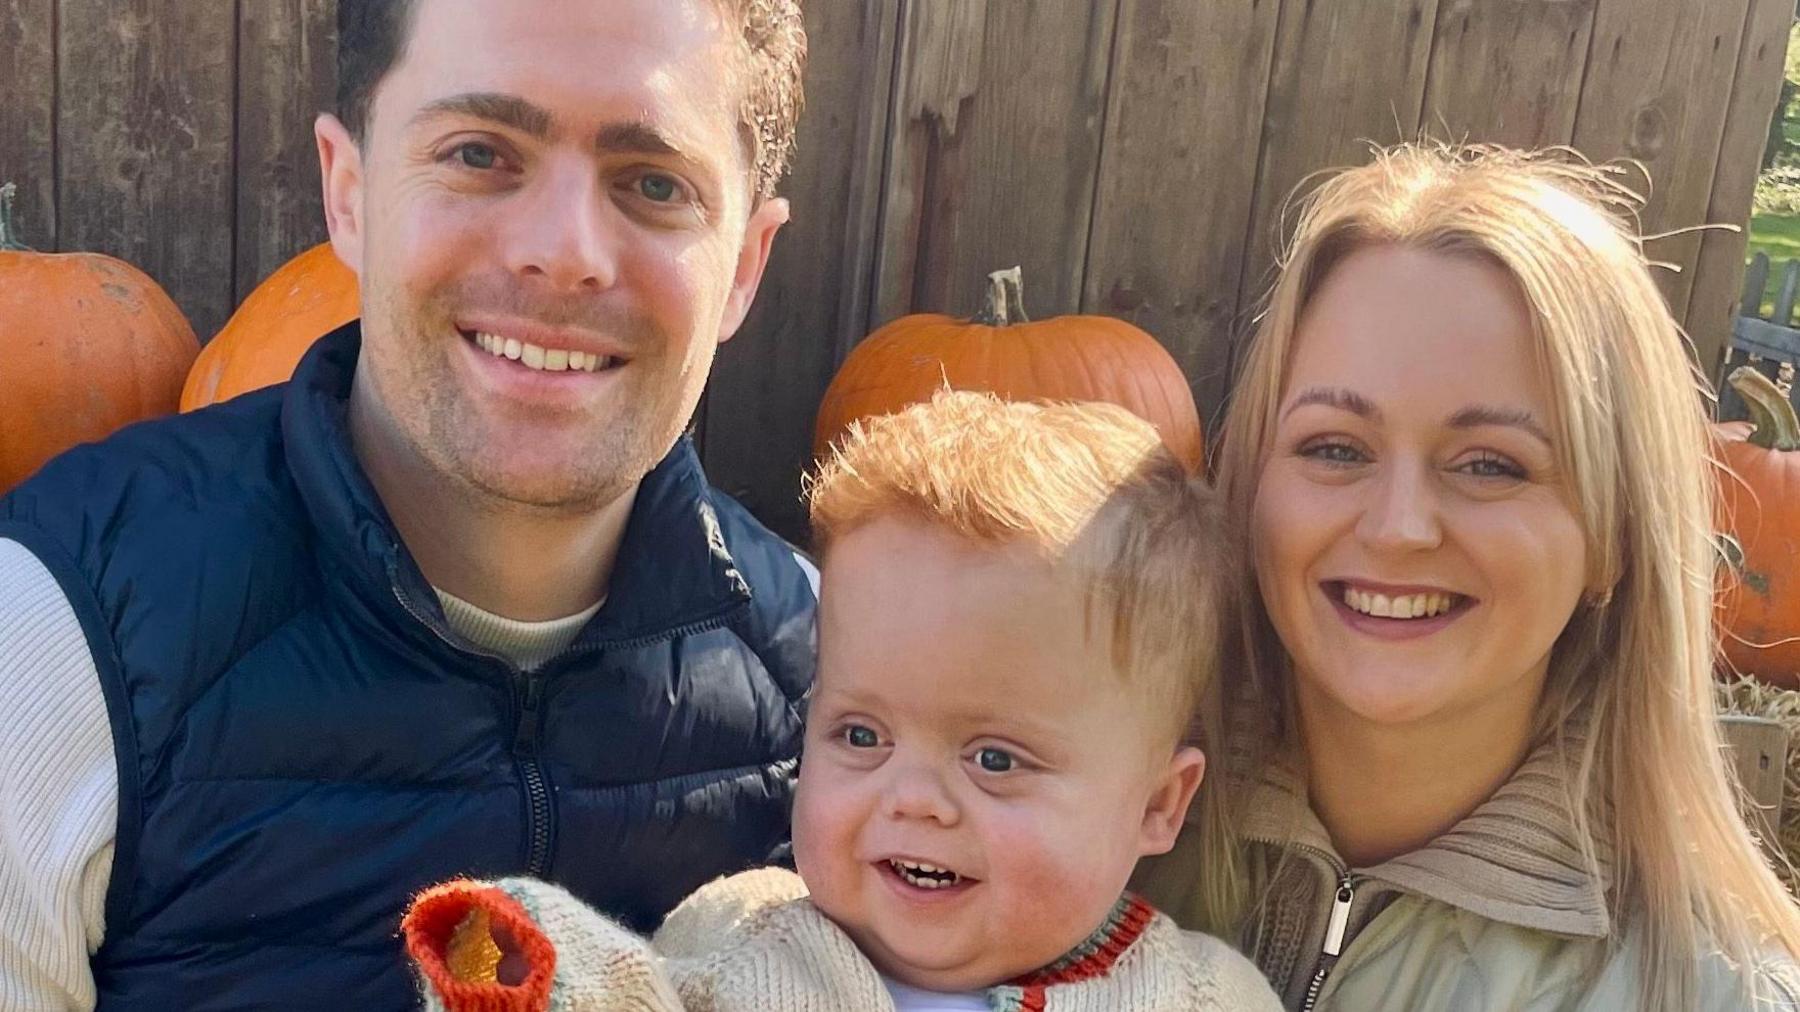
[872,0,1122,326]
[1574,0,1752,326]
[1083,0,1280,427]
[1238,0,1440,330]
[236,0,338,311]
[56,0,237,338]
[1686,0,1795,379]
[1420,0,1597,148]
[0,0,55,248]
[701,0,903,543]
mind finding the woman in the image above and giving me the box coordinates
[1137,143,1800,1010]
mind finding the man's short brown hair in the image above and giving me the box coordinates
[335,0,806,199]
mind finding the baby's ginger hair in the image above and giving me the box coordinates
[807,390,1226,746]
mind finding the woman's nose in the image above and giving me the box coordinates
[1355,457,1444,553]
[879,760,962,827]
[501,160,621,295]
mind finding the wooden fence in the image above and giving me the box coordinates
[0,0,1792,540]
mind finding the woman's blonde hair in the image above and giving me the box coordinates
[1210,142,1800,1005]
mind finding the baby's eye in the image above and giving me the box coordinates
[974,748,1015,773]
[842,724,879,749]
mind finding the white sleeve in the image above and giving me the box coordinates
[792,551,820,600]
[0,538,116,1012]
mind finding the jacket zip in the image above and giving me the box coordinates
[390,571,754,879]
[1298,874,1357,1012]
[1245,833,1365,1012]
[389,577,562,876]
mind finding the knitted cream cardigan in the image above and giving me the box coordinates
[404,868,1281,1012]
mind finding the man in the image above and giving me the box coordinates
[0,1,816,1008]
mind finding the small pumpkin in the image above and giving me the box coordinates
[814,267,1205,472]
[1716,366,1800,687]
[180,242,359,411]
[0,182,198,494]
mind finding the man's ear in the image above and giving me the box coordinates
[1138,746,1206,857]
[717,196,790,344]
[316,113,367,278]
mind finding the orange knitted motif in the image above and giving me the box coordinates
[403,880,559,1012]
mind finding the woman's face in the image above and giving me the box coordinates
[1253,244,1587,731]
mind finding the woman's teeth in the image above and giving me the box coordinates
[889,859,960,889]
[471,331,613,373]
[1342,586,1458,619]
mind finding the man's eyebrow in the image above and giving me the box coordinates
[1282,386,1381,422]
[412,92,555,139]
[596,121,685,158]
[1447,405,1553,445]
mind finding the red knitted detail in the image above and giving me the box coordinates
[1016,987,1049,1012]
[1011,894,1156,989]
[402,880,557,1012]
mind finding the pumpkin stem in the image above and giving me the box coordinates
[1729,366,1800,451]
[974,266,1030,326]
[0,183,29,252]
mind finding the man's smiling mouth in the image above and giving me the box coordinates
[462,329,623,374]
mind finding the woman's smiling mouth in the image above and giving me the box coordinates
[1324,580,1476,637]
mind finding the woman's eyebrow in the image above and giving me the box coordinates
[1282,386,1381,422]
[1447,405,1552,446]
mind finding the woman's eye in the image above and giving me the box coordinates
[1458,453,1526,480]
[452,143,499,171]
[974,748,1015,773]
[843,725,879,749]
[637,174,681,203]
[1299,440,1366,466]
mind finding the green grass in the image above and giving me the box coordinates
[1746,213,1800,319]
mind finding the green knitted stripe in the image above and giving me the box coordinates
[987,986,1026,1012]
[1031,894,1138,978]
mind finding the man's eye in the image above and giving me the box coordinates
[453,143,499,170]
[637,174,680,203]
[843,725,879,749]
[975,748,1015,773]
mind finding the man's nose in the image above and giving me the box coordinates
[879,760,961,827]
[501,158,621,294]
[1355,457,1444,553]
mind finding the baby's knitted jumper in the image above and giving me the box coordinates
[403,868,1281,1012]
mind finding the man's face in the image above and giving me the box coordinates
[320,0,787,511]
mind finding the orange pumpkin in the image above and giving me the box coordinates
[1716,366,1800,687]
[180,242,359,411]
[814,267,1205,472]
[0,182,198,494]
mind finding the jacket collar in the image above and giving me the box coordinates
[1232,726,1614,939]
[280,324,751,654]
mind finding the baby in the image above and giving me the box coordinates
[403,390,1279,1011]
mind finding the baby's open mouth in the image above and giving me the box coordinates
[886,859,964,890]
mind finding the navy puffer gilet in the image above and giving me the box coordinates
[0,325,815,1011]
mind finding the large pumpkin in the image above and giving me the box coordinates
[180,242,359,411]
[814,267,1205,472]
[1716,366,1800,687]
[0,182,198,493]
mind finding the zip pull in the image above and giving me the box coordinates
[1323,877,1356,957]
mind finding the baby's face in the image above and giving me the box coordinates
[793,516,1202,993]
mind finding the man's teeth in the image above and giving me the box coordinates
[1342,587,1458,619]
[889,859,960,889]
[472,331,611,373]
